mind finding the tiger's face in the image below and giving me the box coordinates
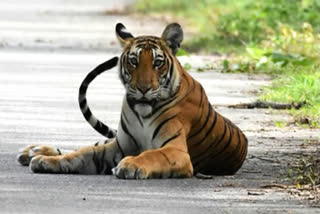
[116,23,183,117]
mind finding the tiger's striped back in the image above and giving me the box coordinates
[186,90,248,174]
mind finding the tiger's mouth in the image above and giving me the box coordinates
[127,96,157,107]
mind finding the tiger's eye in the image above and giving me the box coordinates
[154,59,163,67]
[129,57,138,66]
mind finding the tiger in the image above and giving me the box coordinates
[16,23,248,179]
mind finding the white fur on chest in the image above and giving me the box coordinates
[117,98,162,154]
[134,104,152,118]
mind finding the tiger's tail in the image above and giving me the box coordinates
[78,57,119,138]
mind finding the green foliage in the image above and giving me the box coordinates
[216,0,320,44]
[136,0,320,54]
[176,48,190,57]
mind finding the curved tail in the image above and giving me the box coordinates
[78,57,119,138]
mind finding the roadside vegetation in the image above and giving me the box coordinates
[136,0,320,128]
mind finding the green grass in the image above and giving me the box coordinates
[261,71,320,127]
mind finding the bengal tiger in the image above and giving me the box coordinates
[16,23,248,179]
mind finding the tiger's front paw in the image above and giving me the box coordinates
[17,145,60,166]
[112,156,150,179]
[29,155,60,173]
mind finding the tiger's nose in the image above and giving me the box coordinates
[137,85,152,94]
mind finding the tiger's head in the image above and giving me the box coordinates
[116,23,183,116]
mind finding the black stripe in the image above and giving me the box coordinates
[83,110,92,121]
[92,147,100,174]
[107,130,116,138]
[217,129,243,175]
[116,137,125,157]
[57,148,62,155]
[167,55,174,81]
[159,151,171,165]
[220,128,242,161]
[195,120,233,172]
[79,85,87,95]
[166,56,176,89]
[149,44,159,50]
[160,129,182,148]
[152,95,176,115]
[193,120,228,165]
[165,58,172,82]
[189,85,205,129]
[112,157,118,168]
[198,85,204,107]
[100,146,111,174]
[179,75,196,102]
[192,109,218,147]
[213,122,234,157]
[136,37,158,43]
[231,135,248,170]
[94,121,110,136]
[187,103,212,140]
[135,44,145,49]
[122,112,130,125]
[120,54,126,82]
[134,110,144,127]
[152,114,177,140]
[129,52,137,57]
[79,99,87,109]
[120,116,139,149]
[126,97,144,127]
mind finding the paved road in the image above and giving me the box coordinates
[0,1,319,213]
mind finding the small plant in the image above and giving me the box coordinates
[275,120,287,128]
[288,157,320,187]
[285,155,320,204]
[183,62,192,71]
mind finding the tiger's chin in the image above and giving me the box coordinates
[134,103,153,117]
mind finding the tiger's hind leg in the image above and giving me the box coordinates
[16,145,73,166]
[29,139,122,174]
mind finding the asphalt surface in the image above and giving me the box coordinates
[0,0,319,213]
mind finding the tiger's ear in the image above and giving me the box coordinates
[161,23,183,55]
[115,23,134,46]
